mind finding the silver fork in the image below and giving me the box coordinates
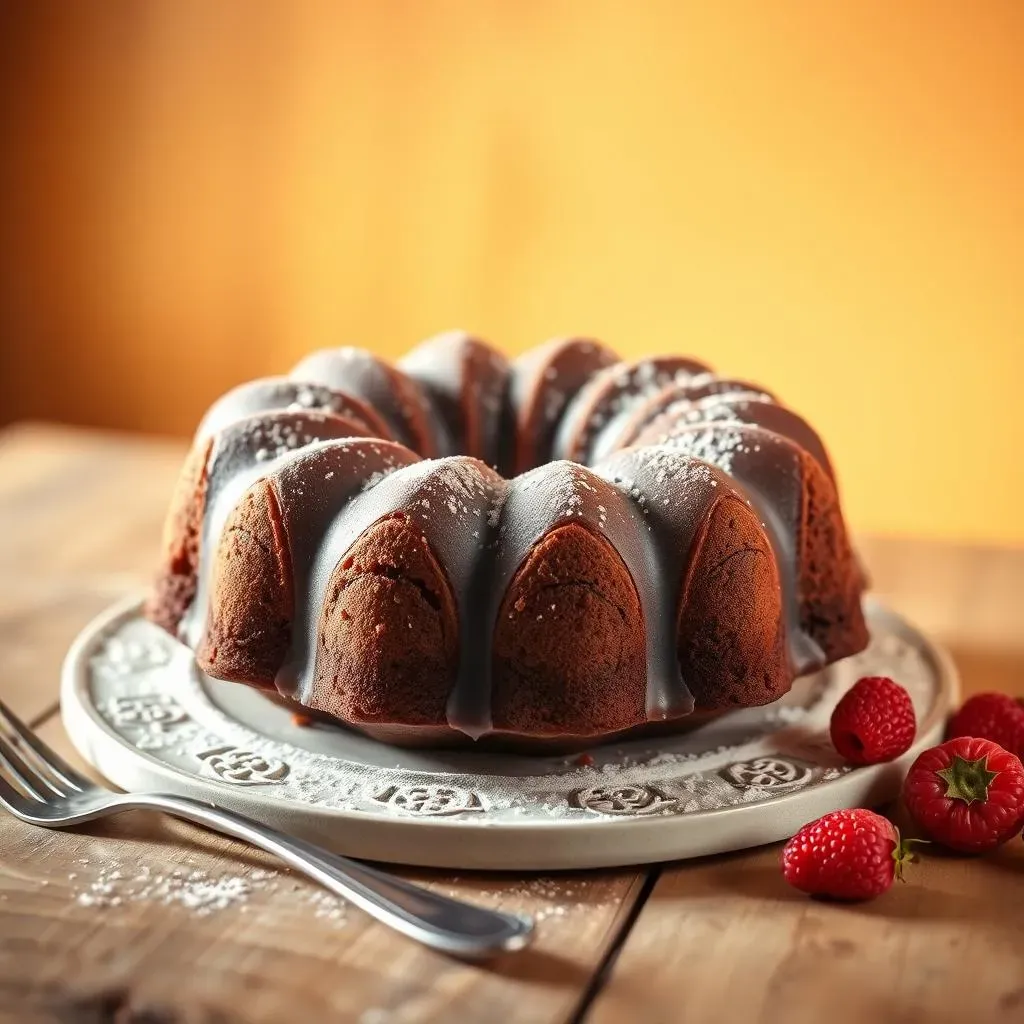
[0,699,532,958]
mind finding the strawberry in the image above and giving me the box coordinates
[829,675,916,765]
[903,736,1024,853]
[946,692,1024,760]
[781,808,915,900]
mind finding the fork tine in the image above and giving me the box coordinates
[0,738,52,801]
[0,698,90,793]
[0,771,37,814]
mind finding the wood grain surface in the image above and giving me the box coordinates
[0,423,1022,1024]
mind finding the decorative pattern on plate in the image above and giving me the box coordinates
[196,745,291,786]
[106,695,189,750]
[573,784,676,816]
[370,784,486,817]
[720,757,814,792]
[108,694,188,730]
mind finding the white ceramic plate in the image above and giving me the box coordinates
[60,596,957,870]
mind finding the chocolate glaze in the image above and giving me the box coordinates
[553,356,711,464]
[399,331,510,469]
[196,377,392,442]
[630,396,836,480]
[290,347,451,457]
[610,376,773,452]
[508,337,618,474]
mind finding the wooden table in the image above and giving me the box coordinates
[0,423,1022,1024]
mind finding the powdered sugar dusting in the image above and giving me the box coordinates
[656,424,749,473]
[461,876,613,923]
[70,859,349,925]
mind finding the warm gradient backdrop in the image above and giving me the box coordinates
[1,2,1021,544]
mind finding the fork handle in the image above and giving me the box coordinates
[117,792,532,958]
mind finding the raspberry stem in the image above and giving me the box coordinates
[935,754,1000,805]
[892,828,927,883]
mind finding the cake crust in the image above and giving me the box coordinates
[492,522,647,737]
[677,494,788,710]
[197,479,293,689]
[145,437,212,635]
[308,513,459,726]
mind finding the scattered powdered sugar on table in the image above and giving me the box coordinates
[461,876,612,924]
[70,857,588,934]
[70,859,348,925]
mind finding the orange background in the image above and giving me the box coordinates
[1,2,1021,544]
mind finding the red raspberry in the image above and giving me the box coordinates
[946,692,1024,760]
[903,736,1024,853]
[829,676,916,764]
[781,808,914,900]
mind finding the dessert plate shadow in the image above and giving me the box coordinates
[61,596,957,870]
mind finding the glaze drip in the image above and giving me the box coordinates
[181,410,369,649]
[626,422,831,674]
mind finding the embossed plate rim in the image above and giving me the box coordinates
[60,595,958,870]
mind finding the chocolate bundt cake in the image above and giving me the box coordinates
[147,332,869,750]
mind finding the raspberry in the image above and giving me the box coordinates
[946,693,1024,760]
[903,736,1024,853]
[781,808,914,900]
[829,676,916,765]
